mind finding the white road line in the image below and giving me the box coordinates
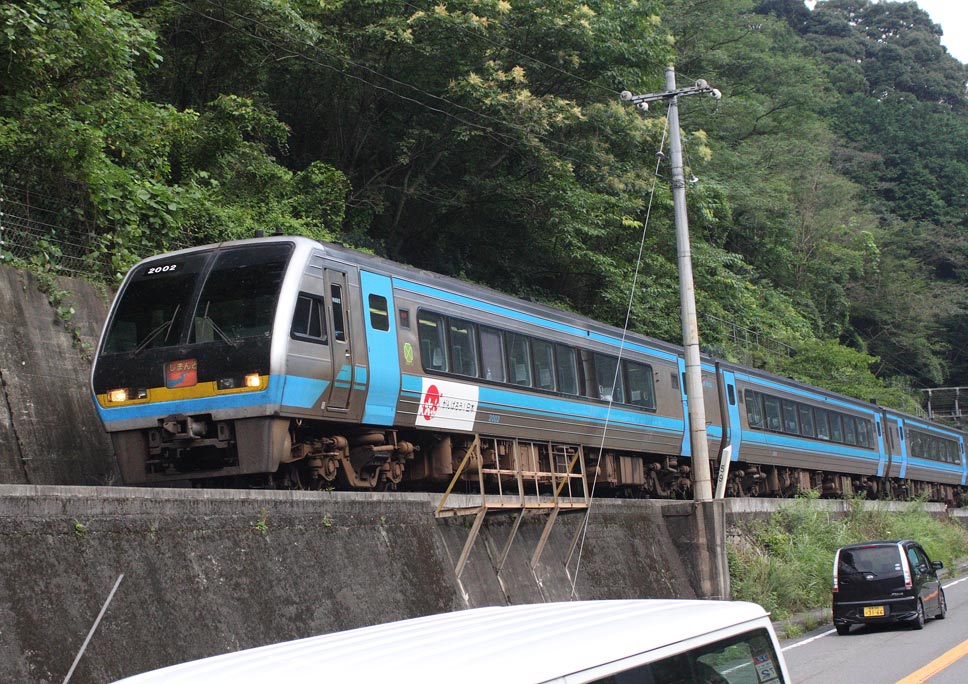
[943,576,968,589]
[782,629,837,651]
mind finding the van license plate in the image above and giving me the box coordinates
[864,606,885,617]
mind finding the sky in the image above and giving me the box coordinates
[915,1,968,63]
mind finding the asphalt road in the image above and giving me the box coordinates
[781,574,968,683]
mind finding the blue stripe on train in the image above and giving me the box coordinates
[732,372,881,415]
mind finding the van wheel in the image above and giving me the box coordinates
[935,589,947,620]
[913,600,925,630]
[835,624,850,635]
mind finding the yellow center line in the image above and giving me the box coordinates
[896,638,968,684]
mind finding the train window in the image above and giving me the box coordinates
[909,431,922,458]
[798,405,815,438]
[368,294,390,332]
[781,400,799,434]
[190,246,289,343]
[330,284,347,342]
[745,390,764,429]
[908,428,959,463]
[829,413,844,443]
[763,395,781,432]
[843,416,857,446]
[290,294,328,344]
[480,327,506,382]
[625,361,656,409]
[594,354,625,403]
[104,263,202,354]
[418,312,448,372]
[507,333,532,386]
[814,408,830,441]
[856,420,870,448]
[448,318,478,377]
[727,384,736,406]
[532,339,556,391]
[555,345,579,396]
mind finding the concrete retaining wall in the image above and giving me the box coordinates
[0,486,727,684]
[0,265,117,485]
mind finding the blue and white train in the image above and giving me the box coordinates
[90,235,967,503]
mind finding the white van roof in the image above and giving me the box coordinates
[114,600,773,684]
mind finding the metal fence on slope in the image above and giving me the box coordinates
[0,184,109,280]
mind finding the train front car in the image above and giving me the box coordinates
[91,238,300,485]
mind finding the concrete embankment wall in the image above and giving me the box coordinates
[0,265,117,485]
[0,486,727,684]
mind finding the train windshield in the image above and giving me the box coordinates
[189,246,290,344]
[101,243,292,355]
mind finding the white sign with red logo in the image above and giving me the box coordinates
[416,378,479,431]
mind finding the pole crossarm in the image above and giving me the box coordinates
[620,79,721,108]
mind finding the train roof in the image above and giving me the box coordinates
[142,234,684,358]
[112,600,774,684]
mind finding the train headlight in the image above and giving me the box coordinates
[244,373,261,388]
[107,388,147,403]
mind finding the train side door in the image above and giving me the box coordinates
[677,357,690,457]
[325,268,354,411]
[874,413,887,477]
[896,419,909,478]
[719,369,742,462]
[359,270,400,426]
[882,416,901,478]
[961,438,967,486]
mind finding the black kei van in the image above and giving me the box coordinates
[832,540,946,635]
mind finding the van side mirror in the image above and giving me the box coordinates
[932,560,944,570]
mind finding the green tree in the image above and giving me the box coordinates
[0,0,348,275]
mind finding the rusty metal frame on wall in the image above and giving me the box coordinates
[435,435,590,579]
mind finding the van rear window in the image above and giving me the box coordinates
[838,546,901,575]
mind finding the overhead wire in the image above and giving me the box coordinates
[570,116,670,598]
[174,0,616,169]
[398,0,622,99]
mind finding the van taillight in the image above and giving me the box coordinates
[899,544,912,589]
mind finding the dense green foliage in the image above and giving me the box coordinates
[729,495,968,620]
[2,0,967,406]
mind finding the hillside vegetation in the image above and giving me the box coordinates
[729,495,968,622]
[2,0,967,408]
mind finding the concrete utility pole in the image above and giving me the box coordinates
[621,67,721,501]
